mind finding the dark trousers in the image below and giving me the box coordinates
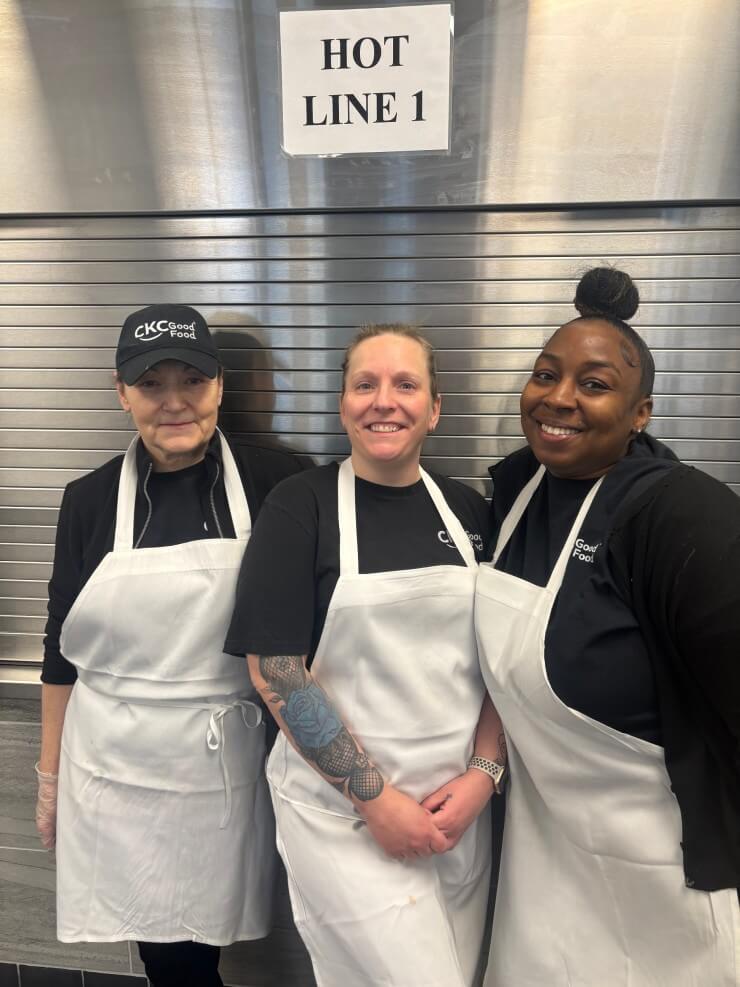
[137,940,223,987]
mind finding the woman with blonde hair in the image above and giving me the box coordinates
[227,324,506,987]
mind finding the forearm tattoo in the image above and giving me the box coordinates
[495,732,507,767]
[257,656,384,802]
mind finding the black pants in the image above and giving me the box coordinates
[137,940,222,987]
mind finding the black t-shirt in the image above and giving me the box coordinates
[491,436,679,744]
[225,463,490,664]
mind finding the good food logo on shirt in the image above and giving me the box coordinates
[438,529,483,555]
[572,538,600,564]
[134,320,198,343]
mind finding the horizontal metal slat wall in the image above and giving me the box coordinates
[1,206,739,663]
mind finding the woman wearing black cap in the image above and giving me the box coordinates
[476,268,740,986]
[35,305,302,987]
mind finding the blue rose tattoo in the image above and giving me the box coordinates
[282,682,343,751]
[258,655,384,801]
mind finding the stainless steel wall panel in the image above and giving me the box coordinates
[0,431,133,451]
[0,618,46,635]
[5,307,740,332]
[0,410,127,428]
[0,489,65,509]
[0,523,57,545]
[3,231,740,262]
[0,205,738,664]
[0,636,45,661]
[3,279,739,306]
[0,593,48,610]
[6,256,740,282]
[0,509,58,528]
[5,367,739,396]
[3,302,739,328]
[3,327,740,357]
[2,207,739,239]
[0,451,125,470]
[0,544,55,563]
[10,345,740,374]
[2,1,739,212]
[0,389,122,409]
[0,468,88,488]
[0,562,53,580]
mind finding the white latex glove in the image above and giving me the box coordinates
[35,762,58,850]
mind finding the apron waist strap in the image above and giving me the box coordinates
[205,700,263,828]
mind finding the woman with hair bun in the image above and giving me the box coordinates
[477,268,740,986]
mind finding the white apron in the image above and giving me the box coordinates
[56,431,275,945]
[476,465,739,987]
[267,458,491,987]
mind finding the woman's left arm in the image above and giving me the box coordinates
[617,468,740,750]
[421,694,506,848]
[655,472,740,748]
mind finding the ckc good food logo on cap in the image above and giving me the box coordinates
[134,319,198,343]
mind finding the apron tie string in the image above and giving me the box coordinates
[206,700,263,828]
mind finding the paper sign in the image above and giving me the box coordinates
[279,4,453,156]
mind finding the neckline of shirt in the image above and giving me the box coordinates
[355,475,425,500]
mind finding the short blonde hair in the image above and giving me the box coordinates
[341,324,439,401]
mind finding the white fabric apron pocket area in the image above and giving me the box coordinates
[55,432,275,945]
[476,466,739,987]
[268,458,491,987]
[271,787,490,987]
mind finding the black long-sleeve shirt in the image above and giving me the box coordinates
[42,433,303,684]
[490,437,740,891]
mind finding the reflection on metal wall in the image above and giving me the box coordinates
[2,0,739,212]
[1,205,739,663]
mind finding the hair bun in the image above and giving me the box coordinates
[574,267,639,322]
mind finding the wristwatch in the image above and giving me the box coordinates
[468,754,506,794]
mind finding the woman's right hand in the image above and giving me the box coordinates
[357,785,452,860]
[35,763,59,850]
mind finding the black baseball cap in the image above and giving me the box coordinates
[116,304,220,384]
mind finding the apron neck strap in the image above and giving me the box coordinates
[492,465,546,565]
[217,430,251,540]
[113,429,251,551]
[338,458,360,575]
[114,437,140,550]
[337,458,476,576]
[492,464,606,593]
[545,473,605,593]
[418,468,477,568]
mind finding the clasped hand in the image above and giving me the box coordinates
[358,785,451,860]
[358,769,494,860]
[421,769,495,850]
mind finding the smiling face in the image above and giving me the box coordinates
[340,334,441,486]
[116,359,223,472]
[520,319,653,480]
